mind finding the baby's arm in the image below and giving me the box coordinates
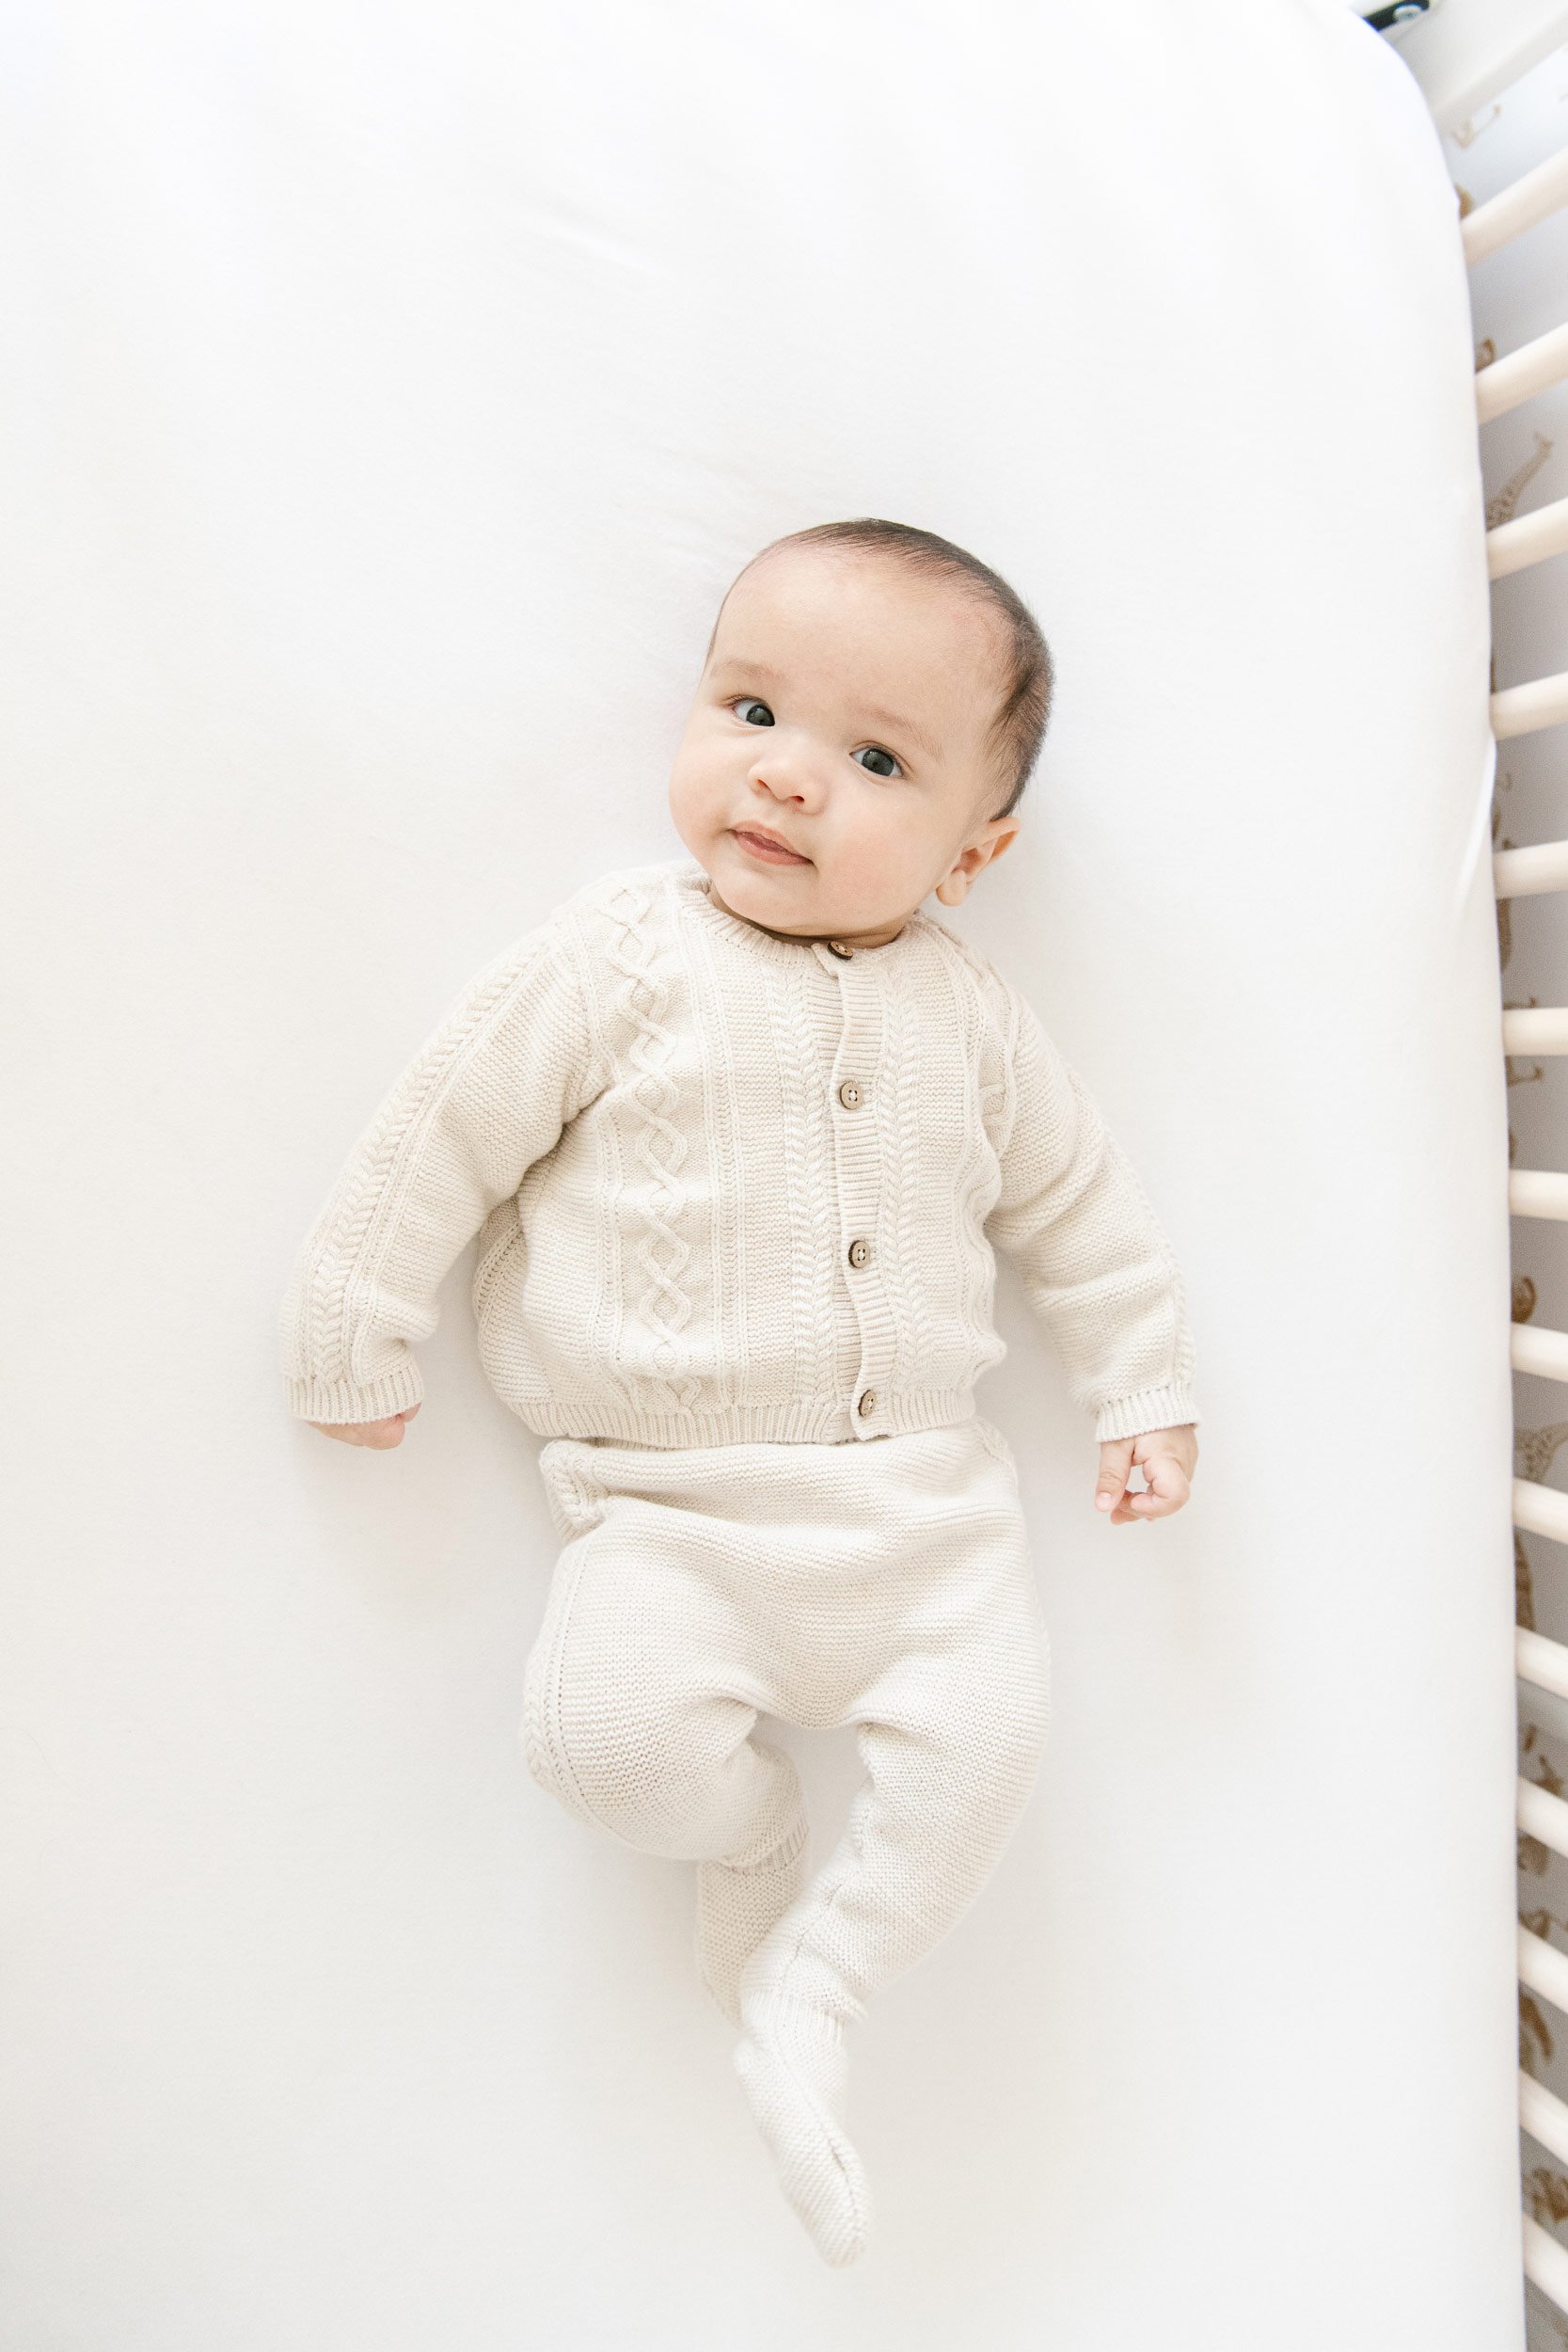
[278,913,594,1444]
[984,984,1200,1520]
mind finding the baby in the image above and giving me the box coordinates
[278,516,1201,2267]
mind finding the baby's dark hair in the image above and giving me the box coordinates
[709,516,1054,822]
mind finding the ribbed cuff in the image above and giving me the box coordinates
[285,1366,424,1424]
[1094,1384,1201,1445]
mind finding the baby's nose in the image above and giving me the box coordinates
[752,753,824,800]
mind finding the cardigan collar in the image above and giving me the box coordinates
[672,857,932,962]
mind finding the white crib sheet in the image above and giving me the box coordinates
[2,2,1516,2346]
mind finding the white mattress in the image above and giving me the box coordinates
[2,3,1517,2344]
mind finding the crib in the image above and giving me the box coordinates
[1405,1,1568,2338]
[7,1,1565,2343]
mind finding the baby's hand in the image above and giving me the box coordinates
[308,1403,422,1450]
[1095,1422,1197,1525]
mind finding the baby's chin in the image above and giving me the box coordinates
[714,854,827,918]
[706,847,834,930]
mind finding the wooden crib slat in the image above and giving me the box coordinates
[1525,2211,1568,2318]
[1476,321,1568,423]
[1519,1774,1568,1857]
[1513,1478,1568,1544]
[1520,1921,1568,2012]
[1463,144,1568,265]
[1494,840,1568,898]
[1511,1325,1568,1381]
[1523,2070,1568,2170]
[1503,1007,1568,1053]
[1487,493,1568,580]
[1491,671,1568,739]
[1518,1628,1568,1700]
[1509,1171,1568,1220]
[1397,0,1568,140]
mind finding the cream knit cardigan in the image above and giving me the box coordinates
[279,856,1200,1449]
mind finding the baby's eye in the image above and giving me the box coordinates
[853,746,902,780]
[729,696,774,728]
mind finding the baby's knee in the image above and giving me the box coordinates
[521,1668,736,1856]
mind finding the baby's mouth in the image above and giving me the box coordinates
[732,826,812,866]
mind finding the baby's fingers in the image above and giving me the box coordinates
[1095,1438,1133,1517]
[1121,1462,1191,1520]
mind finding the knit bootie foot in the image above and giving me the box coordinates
[733,1993,870,2266]
[695,1817,812,2028]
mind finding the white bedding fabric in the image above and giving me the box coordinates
[1,3,1517,2344]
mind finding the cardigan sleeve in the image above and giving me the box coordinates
[983,986,1200,1445]
[278,915,596,1425]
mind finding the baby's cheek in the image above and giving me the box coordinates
[843,821,926,900]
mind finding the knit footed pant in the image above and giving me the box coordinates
[520,1417,1052,2267]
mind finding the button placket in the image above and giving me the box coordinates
[817,941,896,1435]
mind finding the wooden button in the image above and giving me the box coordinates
[847,1238,870,1269]
[826,940,854,959]
[856,1389,878,1417]
[838,1080,863,1109]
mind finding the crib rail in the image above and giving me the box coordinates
[1521,1773,1568,1853]
[1526,2211,1568,2313]
[1470,110,1568,2331]
[1504,1008,1568,1052]
[1394,0,1568,137]
[1493,673,1568,737]
[1477,323,1568,423]
[1493,839,1568,895]
[1519,1623,1568,1697]
[1512,1326,1568,1381]
[1489,493,1568,580]
[1515,1479,1568,1546]
[1508,1170,1568,1217]
[1464,145,1568,263]
[1524,2064,1568,2166]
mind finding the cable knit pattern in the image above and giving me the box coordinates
[279,855,1200,1447]
[601,874,700,1417]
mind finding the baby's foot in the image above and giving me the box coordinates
[695,1815,811,2027]
[733,1992,870,2266]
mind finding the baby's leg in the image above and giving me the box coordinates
[735,1438,1052,2265]
[521,1439,809,2026]
[693,1798,811,2029]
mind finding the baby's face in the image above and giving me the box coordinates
[668,547,1021,947]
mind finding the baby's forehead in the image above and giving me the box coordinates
[724,553,995,661]
[746,542,967,614]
